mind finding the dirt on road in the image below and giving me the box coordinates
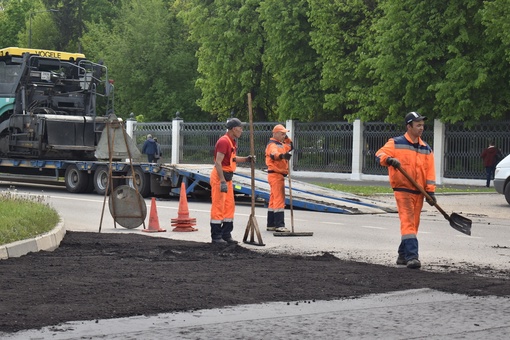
[1,231,509,333]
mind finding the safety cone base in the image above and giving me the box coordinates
[172,226,198,232]
[142,227,167,233]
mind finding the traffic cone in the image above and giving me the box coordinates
[171,182,198,232]
[143,197,167,232]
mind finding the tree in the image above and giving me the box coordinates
[259,0,325,121]
[308,0,378,122]
[358,0,510,123]
[0,0,36,48]
[82,0,204,121]
[179,0,272,122]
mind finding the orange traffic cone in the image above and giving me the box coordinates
[171,183,198,232]
[143,197,167,232]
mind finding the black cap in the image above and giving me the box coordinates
[226,118,244,129]
[405,112,427,125]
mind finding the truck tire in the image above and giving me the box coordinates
[93,165,122,195]
[504,182,510,205]
[65,165,89,193]
[127,167,151,198]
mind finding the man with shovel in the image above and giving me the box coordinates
[376,112,437,269]
[265,124,293,232]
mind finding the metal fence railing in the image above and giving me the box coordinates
[444,121,510,179]
[132,119,510,181]
[293,122,352,173]
[133,122,172,162]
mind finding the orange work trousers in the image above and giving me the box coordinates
[268,172,286,211]
[394,191,424,237]
[210,167,235,223]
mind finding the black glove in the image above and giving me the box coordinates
[280,152,292,160]
[426,192,437,206]
[220,181,228,193]
[386,157,400,168]
[246,155,256,163]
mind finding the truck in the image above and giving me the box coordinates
[0,47,176,198]
[494,154,510,205]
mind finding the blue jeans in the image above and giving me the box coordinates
[485,166,495,187]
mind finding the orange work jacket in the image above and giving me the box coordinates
[265,137,293,175]
[376,132,436,193]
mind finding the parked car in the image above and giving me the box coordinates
[494,154,510,204]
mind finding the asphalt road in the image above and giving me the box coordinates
[1,181,510,339]
[3,180,509,273]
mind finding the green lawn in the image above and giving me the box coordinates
[313,182,494,196]
[0,190,60,246]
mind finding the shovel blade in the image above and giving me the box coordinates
[449,213,472,236]
[273,232,314,237]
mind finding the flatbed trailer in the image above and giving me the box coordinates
[0,160,396,215]
[0,158,162,197]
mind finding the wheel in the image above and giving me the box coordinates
[126,167,151,198]
[504,181,510,205]
[93,165,122,195]
[65,165,89,193]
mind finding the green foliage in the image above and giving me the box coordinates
[0,0,33,47]
[308,0,378,122]
[180,0,271,122]
[82,0,204,121]
[3,0,510,124]
[0,189,60,245]
[259,0,325,121]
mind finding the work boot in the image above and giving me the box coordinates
[221,221,235,240]
[210,223,225,244]
[406,258,421,269]
[222,237,239,244]
[396,255,407,265]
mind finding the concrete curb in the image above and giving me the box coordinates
[0,217,66,260]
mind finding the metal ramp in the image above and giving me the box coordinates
[162,164,397,215]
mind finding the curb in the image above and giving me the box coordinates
[0,217,66,260]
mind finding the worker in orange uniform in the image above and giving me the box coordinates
[265,124,293,232]
[210,118,254,244]
[376,112,436,269]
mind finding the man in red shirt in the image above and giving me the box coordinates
[481,140,502,188]
[210,118,253,244]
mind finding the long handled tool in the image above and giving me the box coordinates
[274,165,313,237]
[395,164,472,236]
[243,93,265,246]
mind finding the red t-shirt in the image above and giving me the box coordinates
[214,135,237,167]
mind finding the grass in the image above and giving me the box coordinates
[0,188,60,246]
[315,183,495,196]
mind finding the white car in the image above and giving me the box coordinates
[494,154,510,204]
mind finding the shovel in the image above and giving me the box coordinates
[273,166,313,237]
[395,164,471,236]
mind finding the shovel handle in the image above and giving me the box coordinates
[394,164,450,221]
